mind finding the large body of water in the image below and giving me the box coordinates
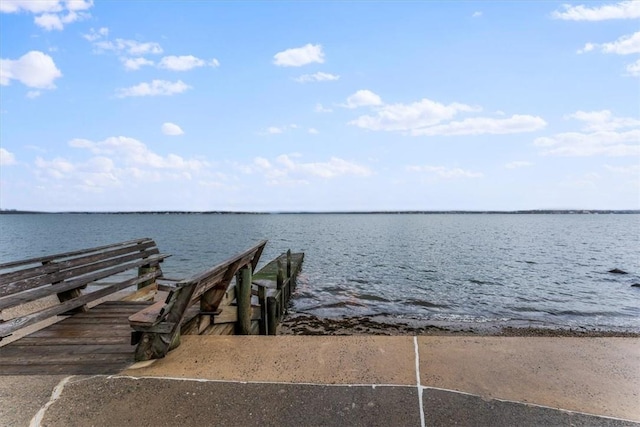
[1,213,638,331]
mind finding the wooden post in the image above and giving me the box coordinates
[267,296,277,335]
[236,266,252,335]
[286,249,292,279]
[277,261,285,314]
[258,285,267,335]
[46,260,88,314]
[138,264,157,290]
[277,260,284,289]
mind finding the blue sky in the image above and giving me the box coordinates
[1,1,638,212]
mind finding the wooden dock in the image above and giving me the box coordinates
[0,242,304,374]
[0,301,150,375]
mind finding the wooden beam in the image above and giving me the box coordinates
[236,266,252,335]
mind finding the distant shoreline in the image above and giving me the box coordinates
[2,209,639,215]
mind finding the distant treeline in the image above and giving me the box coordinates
[1,209,639,215]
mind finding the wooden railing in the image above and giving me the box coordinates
[129,240,267,361]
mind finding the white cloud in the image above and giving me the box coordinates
[273,43,324,67]
[276,155,371,179]
[266,127,283,134]
[34,135,212,192]
[83,26,108,42]
[314,103,333,113]
[35,156,76,179]
[308,128,319,134]
[472,11,483,18]
[0,148,16,166]
[94,38,163,56]
[411,115,547,136]
[263,124,298,135]
[535,130,640,157]
[68,136,207,171]
[344,90,383,109]
[505,161,533,169]
[0,51,62,89]
[626,59,640,76]
[1,0,92,30]
[535,113,640,157]
[566,110,640,131]
[552,1,640,21]
[350,98,477,131]
[605,164,640,174]
[294,72,340,83]
[407,165,484,179]
[161,122,184,136]
[579,31,640,55]
[121,57,154,71]
[116,80,191,98]
[158,55,219,71]
[34,10,88,30]
[26,90,41,98]
[1,0,65,13]
[245,154,371,185]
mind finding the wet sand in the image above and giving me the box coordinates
[279,313,640,337]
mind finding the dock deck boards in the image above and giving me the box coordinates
[0,301,151,375]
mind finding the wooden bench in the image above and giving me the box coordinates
[129,240,267,361]
[0,238,169,341]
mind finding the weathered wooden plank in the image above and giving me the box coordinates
[202,322,235,335]
[29,328,133,339]
[0,237,153,270]
[120,284,157,302]
[0,255,167,310]
[132,240,267,360]
[56,317,134,325]
[250,320,260,335]
[0,352,133,365]
[0,344,133,357]
[39,322,133,332]
[2,247,161,296]
[0,241,158,288]
[128,300,166,327]
[0,270,161,338]
[12,336,130,346]
[211,305,261,324]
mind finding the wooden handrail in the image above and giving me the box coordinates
[130,240,268,361]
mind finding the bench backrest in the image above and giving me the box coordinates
[130,240,267,361]
[0,238,167,339]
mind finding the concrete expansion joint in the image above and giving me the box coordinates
[421,385,640,425]
[29,375,74,427]
[109,373,415,388]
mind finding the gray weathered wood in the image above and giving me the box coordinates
[130,240,267,360]
[0,254,168,311]
[267,296,277,335]
[0,240,158,286]
[0,237,154,270]
[0,270,161,339]
[236,266,252,335]
[258,285,267,335]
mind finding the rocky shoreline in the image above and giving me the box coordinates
[279,313,640,337]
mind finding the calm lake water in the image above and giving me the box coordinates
[1,213,639,331]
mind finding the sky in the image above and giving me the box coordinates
[0,0,639,212]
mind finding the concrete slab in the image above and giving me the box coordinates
[41,376,420,427]
[122,335,416,385]
[422,388,640,427]
[0,375,68,427]
[417,337,640,421]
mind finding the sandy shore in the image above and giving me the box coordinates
[279,313,640,337]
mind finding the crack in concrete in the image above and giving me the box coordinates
[29,376,73,427]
